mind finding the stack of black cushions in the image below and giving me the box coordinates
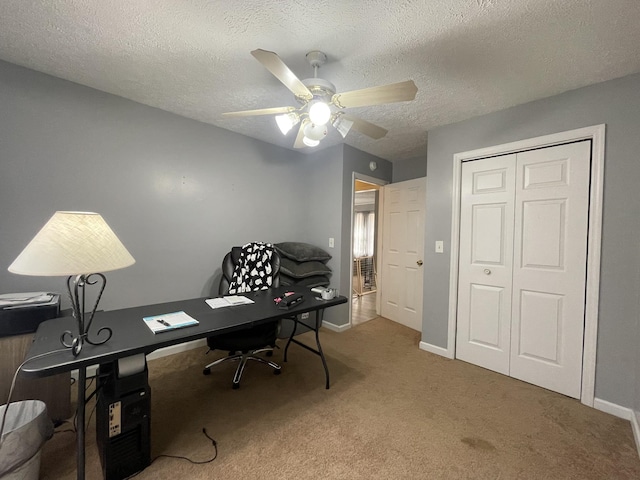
[274,242,332,288]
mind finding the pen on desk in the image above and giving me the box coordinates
[157,319,170,327]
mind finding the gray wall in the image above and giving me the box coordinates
[423,72,640,408]
[636,283,640,424]
[0,60,344,323]
[295,145,344,326]
[392,154,427,182]
[336,145,392,326]
[297,144,343,276]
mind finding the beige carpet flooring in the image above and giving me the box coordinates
[40,317,640,479]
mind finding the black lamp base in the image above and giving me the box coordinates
[60,273,112,356]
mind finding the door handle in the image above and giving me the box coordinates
[417,260,423,266]
[484,268,491,275]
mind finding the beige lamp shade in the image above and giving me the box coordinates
[8,211,135,276]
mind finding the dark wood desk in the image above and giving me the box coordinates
[22,287,346,480]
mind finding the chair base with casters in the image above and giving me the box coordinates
[203,346,281,389]
[203,318,282,389]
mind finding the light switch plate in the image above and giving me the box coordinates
[435,241,444,253]
[329,237,335,248]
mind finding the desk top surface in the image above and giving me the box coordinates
[22,286,346,377]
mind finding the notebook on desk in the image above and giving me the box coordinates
[143,311,198,334]
[205,295,254,309]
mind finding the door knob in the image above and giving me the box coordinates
[484,268,491,275]
[417,260,423,266]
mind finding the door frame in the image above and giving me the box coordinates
[349,172,388,327]
[446,124,605,407]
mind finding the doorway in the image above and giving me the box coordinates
[350,175,385,326]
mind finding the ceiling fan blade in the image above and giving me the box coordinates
[251,49,313,101]
[223,106,296,117]
[293,120,308,148]
[332,80,418,109]
[343,115,388,139]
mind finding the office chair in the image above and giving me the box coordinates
[203,243,282,389]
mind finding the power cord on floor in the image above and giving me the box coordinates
[52,419,76,436]
[124,428,218,479]
[153,428,218,464]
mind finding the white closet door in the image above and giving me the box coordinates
[456,141,591,399]
[455,155,516,375]
[509,141,591,398]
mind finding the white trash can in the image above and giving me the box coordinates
[0,400,53,480]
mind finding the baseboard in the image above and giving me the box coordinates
[592,397,640,458]
[73,338,207,380]
[419,341,453,359]
[322,321,350,333]
[593,397,633,420]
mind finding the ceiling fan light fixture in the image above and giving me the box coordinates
[275,112,299,135]
[302,136,320,147]
[308,101,331,126]
[303,122,328,142]
[332,115,354,138]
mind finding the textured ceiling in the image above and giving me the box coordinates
[1,1,640,162]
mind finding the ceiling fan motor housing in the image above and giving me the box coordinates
[298,77,336,105]
[297,50,335,105]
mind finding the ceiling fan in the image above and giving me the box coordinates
[223,49,418,148]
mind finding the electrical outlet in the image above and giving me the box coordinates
[435,241,444,253]
[329,237,335,248]
[301,312,310,319]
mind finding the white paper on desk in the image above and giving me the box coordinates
[205,296,254,309]
[0,292,57,309]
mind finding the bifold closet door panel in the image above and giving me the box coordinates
[509,141,591,399]
[455,154,516,375]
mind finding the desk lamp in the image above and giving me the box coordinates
[8,211,135,356]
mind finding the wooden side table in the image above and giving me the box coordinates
[0,296,71,423]
[0,333,71,422]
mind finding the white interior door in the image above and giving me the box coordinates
[509,142,591,398]
[380,178,425,331]
[456,155,516,375]
[455,141,591,399]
